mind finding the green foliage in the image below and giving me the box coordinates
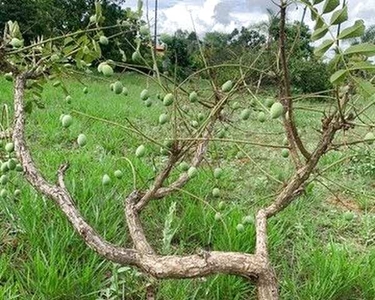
[291,59,332,93]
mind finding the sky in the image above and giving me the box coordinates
[124,0,375,36]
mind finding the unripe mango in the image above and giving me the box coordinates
[7,159,16,171]
[140,25,149,36]
[99,36,109,45]
[102,174,111,186]
[122,87,128,96]
[163,93,174,106]
[179,162,190,172]
[240,109,250,120]
[191,120,199,128]
[77,134,87,147]
[5,142,14,153]
[140,89,149,101]
[264,98,274,108]
[214,168,223,179]
[258,111,266,123]
[136,145,146,157]
[221,80,233,92]
[232,102,240,110]
[89,15,97,23]
[236,224,245,232]
[145,99,152,107]
[214,212,221,221]
[270,102,284,119]
[0,175,8,185]
[4,72,13,82]
[83,87,89,94]
[242,215,254,224]
[1,162,9,173]
[159,113,169,125]
[281,149,289,158]
[189,91,198,103]
[66,95,72,104]
[15,164,23,172]
[101,64,114,77]
[218,201,225,210]
[198,113,205,121]
[113,81,123,94]
[61,115,73,128]
[0,189,7,198]
[212,188,220,198]
[343,211,354,221]
[187,166,197,178]
[10,38,23,48]
[364,132,374,144]
[14,189,21,197]
[114,170,123,179]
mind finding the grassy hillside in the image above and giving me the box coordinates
[1,72,375,299]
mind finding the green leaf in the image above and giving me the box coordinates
[311,8,319,21]
[349,62,375,71]
[330,69,347,85]
[344,43,375,57]
[311,26,329,41]
[323,0,340,14]
[314,39,334,57]
[313,0,324,4]
[354,77,375,97]
[338,20,365,40]
[330,6,348,25]
[314,18,326,30]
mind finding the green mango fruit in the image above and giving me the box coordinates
[212,188,220,198]
[240,109,251,120]
[101,64,114,77]
[140,89,149,101]
[159,113,169,125]
[114,170,123,179]
[140,25,149,36]
[113,81,123,94]
[61,115,73,128]
[179,162,190,172]
[4,72,13,82]
[7,159,16,171]
[264,98,274,108]
[221,80,233,92]
[163,93,174,106]
[214,168,223,179]
[99,36,109,45]
[236,224,245,232]
[136,145,146,158]
[10,38,23,48]
[0,189,7,198]
[102,174,111,186]
[270,102,284,119]
[77,134,87,147]
[258,111,266,122]
[5,142,14,153]
[0,175,8,185]
[189,91,198,103]
[281,149,289,158]
[364,132,374,144]
[187,166,198,178]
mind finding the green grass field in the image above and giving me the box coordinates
[1,72,375,299]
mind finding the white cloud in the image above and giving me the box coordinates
[124,0,375,35]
